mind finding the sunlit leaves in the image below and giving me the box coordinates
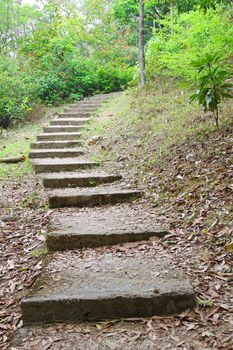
[190,53,232,127]
[146,7,233,82]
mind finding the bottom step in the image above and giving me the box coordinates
[21,249,196,324]
[48,187,142,208]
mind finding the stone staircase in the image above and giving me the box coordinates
[21,93,195,325]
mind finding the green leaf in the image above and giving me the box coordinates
[197,297,213,307]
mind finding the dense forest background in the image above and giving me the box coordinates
[0,0,232,128]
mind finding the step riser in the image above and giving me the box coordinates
[21,293,195,325]
[50,120,88,126]
[31,141,82,149]
[35,163,97,174]
[37,134,81,141]
[84,97,115,101]
[71,104,100,108]
[64,108,96,113]
[58,114,91,118]
[29,151,84,159]
[47,230,167,251]
[43,175,122,188]
[85,97,111,100]
[44,127,83,133]
[49,192,141,208]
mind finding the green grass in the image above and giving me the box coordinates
[84,77,233,168]
[0,117,47,180]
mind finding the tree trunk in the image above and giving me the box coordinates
[139,0,145,87]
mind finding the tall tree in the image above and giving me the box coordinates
[139,0,145,86]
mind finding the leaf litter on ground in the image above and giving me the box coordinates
[1,121,233,349]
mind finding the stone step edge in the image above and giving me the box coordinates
[48,189,142,208]
[47,227,168,251]
[42,174,122,188]
[37,135,83,141]
[37,132,82,137]
[33,162,99,174]
[22,292,196,325]
[29,149,85,159]
[50,119,89,126]
[21,278,196,324]
[43,127,84,132]
[31,141,83,149]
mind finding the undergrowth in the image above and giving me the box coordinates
[84,77,232,166]
[84,77,233,252]
[83,77,233,260]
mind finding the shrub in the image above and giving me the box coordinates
[146,7,233,83]
[27,56,132,104]
[145,6,232,125]
[93,64,131,93]
[0,60,32,128]
[190,53,232,127]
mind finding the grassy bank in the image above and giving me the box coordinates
[0,107,53,180]
[85,78,232,167]
[85,78,233,242]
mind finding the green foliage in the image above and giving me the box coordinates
[146,7,232,82]
[0,113,46,179]
[112,0,200,42]
[18,1,132,104]
[0,1,40,128]
[190,53,232,127]
[21,192,41,209]
[0,0,41,53]
[0,58,33,128]
[0,0,232,129]
[145,6,232,124]
[198,0,232,12]
[0,0,133,127]
[25,57,131,104]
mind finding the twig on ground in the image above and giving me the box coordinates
[0,155,26,164]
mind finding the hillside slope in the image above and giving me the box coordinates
[83,79,233,349]
[85,79,233,240]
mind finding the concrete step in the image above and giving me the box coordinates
[50,118,89,127]
[42,172,122,188]
[84,96,108,100]
[50,118,89,126]
[43,126,83,133]
[47,208,168,251]
[31,140,82,149]
[71,102,101,108]
[85,94,117,100]
[21,249,196,324]
[29,149,84,159]
[48,187,142,208]
[37,132,82,141]
[64,108,96,113]
[32,158,98,174]
[58,113,91,118]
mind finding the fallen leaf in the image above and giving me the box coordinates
[204,306,219,321]
[197,297,213,307]
[225,241,233,253]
